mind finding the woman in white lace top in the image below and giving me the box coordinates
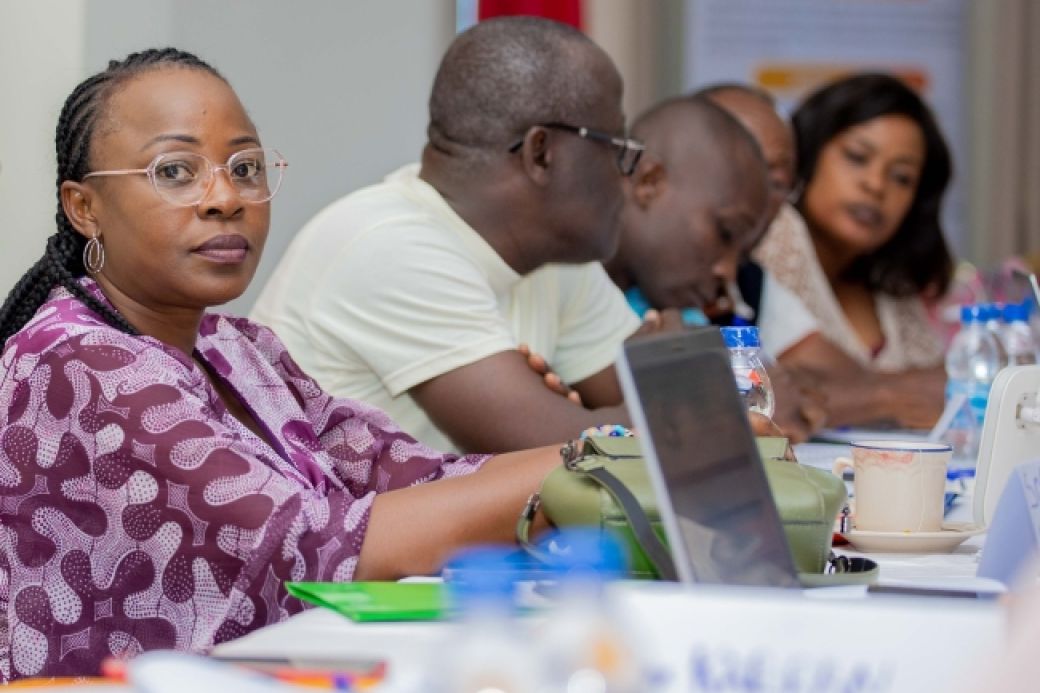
[754,73,954,429]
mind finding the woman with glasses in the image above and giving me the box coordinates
[753,73,953,429]
[0,49,560,680]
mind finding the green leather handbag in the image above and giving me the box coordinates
[516,435,878,586]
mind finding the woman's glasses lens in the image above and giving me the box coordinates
[151,148,285,206]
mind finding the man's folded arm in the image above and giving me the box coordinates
[410,350,629,453]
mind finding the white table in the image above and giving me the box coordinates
[794,441,997,588]
[214,575,1003,693]
[214,496,1000,689]
[215,441,1003,689]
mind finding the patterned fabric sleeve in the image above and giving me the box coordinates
[216,316,492,492]
[0,318,487,680]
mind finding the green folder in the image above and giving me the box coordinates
[286,581,445,622]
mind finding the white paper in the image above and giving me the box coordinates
[612,582,1002,693]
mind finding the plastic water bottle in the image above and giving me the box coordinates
[721,326,774,418]
[533,529,642,693]
[944,305,1005,460]
[434,547,539,693]
[981,303,1010,368]
[1028,298,1040,346]
[1001,302,1038,365]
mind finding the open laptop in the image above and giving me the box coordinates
[616,329,1007,599]
[617,328,802,588]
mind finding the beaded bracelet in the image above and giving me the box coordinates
[579,424,634,440]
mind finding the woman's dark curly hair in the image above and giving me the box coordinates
[792,73,953,298]
[0,48,223,346]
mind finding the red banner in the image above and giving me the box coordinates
[478,0,582,30]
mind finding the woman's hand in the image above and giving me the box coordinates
[778,333,945,430]
[767,363,828,443]
[877,367,946,429]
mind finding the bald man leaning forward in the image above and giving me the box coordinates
[601,94,826,442]
[606,96,769,321]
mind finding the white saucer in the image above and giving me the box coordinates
[841,522,984,553]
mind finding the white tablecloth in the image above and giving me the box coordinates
[793,441,995,587]
[214,441,1003,687]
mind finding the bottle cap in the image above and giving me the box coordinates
[960,304,985,323]
[443,545,522,612]
[721,325,761,349]
[535,528,627,582]
[1003,302,1028,323]
[981,302,1004,322]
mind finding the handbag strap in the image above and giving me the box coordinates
[583,465,678,581]
[515,468,679,581]
[516,493,556,564]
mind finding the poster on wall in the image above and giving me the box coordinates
[685,0,970,255]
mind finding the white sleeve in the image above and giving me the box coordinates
[758,271,819,359]
[309,221,516,396]
[552,263,641,383]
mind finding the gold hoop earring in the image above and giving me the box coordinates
[83,232,105,274]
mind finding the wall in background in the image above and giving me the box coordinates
[0,1,87,306]
[967,1,1040,270]
[585,0,685,123]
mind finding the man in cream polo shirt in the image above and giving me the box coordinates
[251,17,642,453]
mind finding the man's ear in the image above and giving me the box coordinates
[519,127,552,186]
[60,181,99,239]
[631,157,666,209]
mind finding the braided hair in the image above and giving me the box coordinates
[0,48,224,346]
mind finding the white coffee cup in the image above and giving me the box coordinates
[833,440,951,533]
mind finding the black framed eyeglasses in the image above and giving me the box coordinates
[508,122,645,176]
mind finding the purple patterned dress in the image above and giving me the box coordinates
[0,279,489,680]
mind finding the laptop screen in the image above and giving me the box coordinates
[618,329,800,588]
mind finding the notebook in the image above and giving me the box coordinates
[616,328,802,588]
[285,581,444,621]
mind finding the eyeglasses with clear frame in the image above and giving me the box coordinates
[508,122,645,176]
[82,148,288,207]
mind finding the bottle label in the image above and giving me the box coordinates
[946,380,990,428]
[731,364,773,418]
